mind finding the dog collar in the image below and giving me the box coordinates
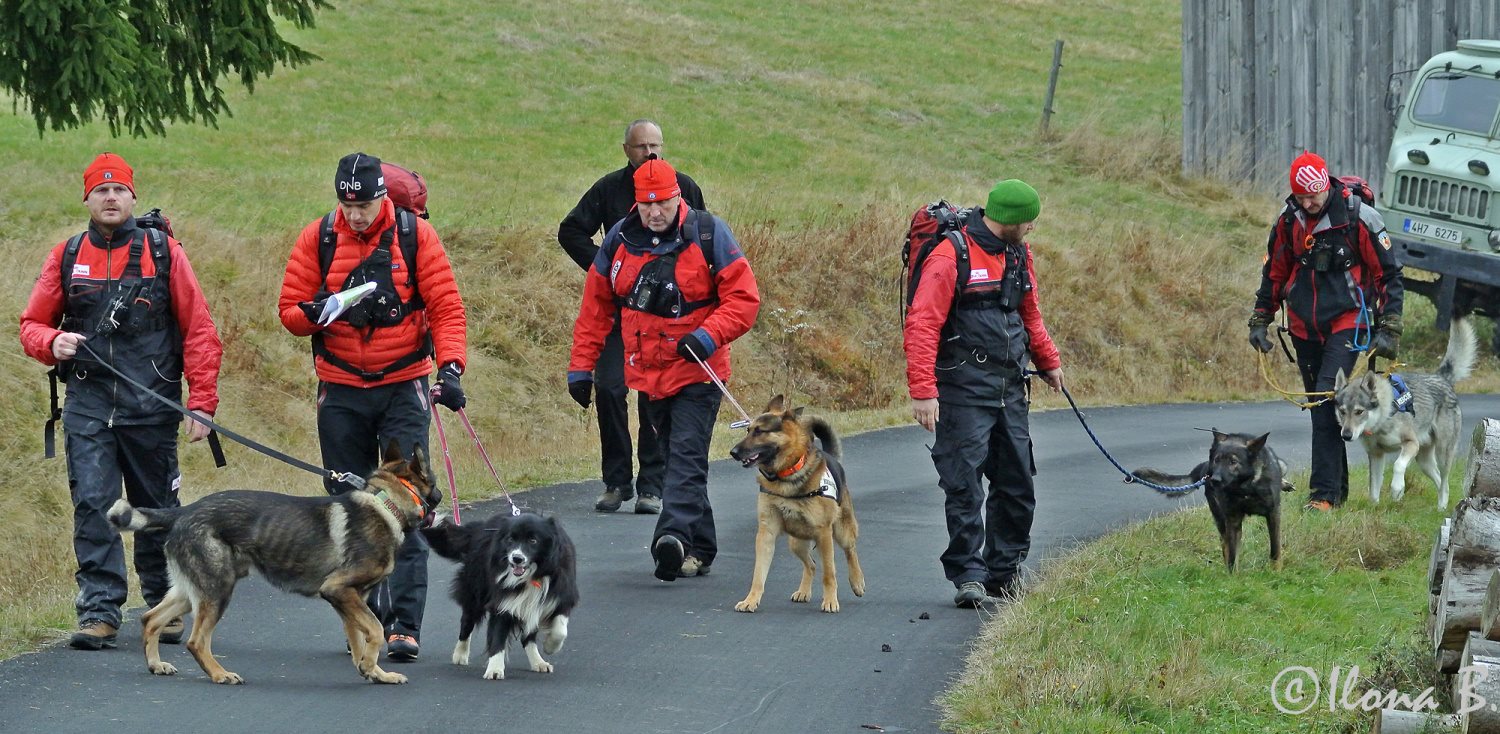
[770,453,807,480]
[376,477,426,519]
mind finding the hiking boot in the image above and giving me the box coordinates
[634,493,662,515]
[386,634,419,662]
[70,621,118,650]
[159,617,186,645]
[953,581,993,609]
[654,535,684,582]
[678,556,711,577]
[595,485,635,513]
[1302,499,1334,512]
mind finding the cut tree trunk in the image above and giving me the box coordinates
[1435,501,1500,662]
[1370,708,1458,733]
[1462,418,1500,500]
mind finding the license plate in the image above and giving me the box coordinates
[1403,216,1464,244]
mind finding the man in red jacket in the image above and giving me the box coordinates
[903,179,1064,608]
[20,153,223,650]
[568,156,760,582]
[279,152,469,661]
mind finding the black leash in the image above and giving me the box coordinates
[72,342,364,489]
[1030,371,1206,494]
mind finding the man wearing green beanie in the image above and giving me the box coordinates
[902,178,1065,608]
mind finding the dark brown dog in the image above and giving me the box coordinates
[729,395,865,612]
[108,441,439,684]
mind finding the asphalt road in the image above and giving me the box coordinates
[5,396,1500,734]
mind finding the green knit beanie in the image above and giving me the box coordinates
[985,179,1041,225]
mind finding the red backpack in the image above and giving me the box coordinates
[901,200,972,321]
[381,162,429,219]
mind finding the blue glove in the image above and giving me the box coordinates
[676,329,715,362]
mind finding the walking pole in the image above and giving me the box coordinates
[684,349,754,429]
[428,394,463,525]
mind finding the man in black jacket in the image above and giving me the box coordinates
[558,119,706,514]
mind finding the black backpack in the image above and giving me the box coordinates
[60,208,172,292]
[900,200,972,322]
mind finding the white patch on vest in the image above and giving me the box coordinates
[171,474,181,494]
[72,264,90,277]
[969,268,990,282]
[817,467,838,499]
[1378,231,1392,250]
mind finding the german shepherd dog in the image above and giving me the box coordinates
[1132,431,1292,572]
[421,512,578,681]
[107,441,440,685]
[728,395,865,613]
[1334,317,1476,508]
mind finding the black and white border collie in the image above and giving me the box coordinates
[422,511,579,680]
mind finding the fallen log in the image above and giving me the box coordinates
[1462,418,1500,500]
[1370,708,1458,733]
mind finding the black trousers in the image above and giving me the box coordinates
[929,381,1035,588]
[595,320,665,495]
[65,419,180,627]
[642,382,722,566]
[1292,329,1360,504]
[317,378,431,640]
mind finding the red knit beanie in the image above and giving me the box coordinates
[83,153,135,200]
[1289,152,1329,196]
[633,156,681,203]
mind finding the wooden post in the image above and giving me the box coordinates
[1371,708,1459,733]
[1433,500,1500,663]
[1458,635,1500,733]
[1462,419,1500,500]
[1039,40,1064,135]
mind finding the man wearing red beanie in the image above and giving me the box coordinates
[568,154,759,582]
[1248,151,1403,512]
[20,152,223,649]
[558,120,706,516]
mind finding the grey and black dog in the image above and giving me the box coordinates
[1132,431,1294,572]
[108,441,440,685]
[1334,317,1476,508]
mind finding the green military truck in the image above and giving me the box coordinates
[1379,39,1500,348]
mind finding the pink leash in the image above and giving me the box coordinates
[455,407,520,516]
[428,397,463,525]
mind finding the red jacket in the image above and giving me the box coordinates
[20,225,222,415]
[279,198,467,387]
[569,202,759,399]
[903,235,1060,401]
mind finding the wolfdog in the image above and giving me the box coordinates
[107,441,440,685]
[421,511,579,681]
[1132,431,1292,572]
[1333,317,1476,508]
[728,395,865,613]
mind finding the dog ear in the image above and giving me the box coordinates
[1247,433,1269,454]
[381,438,404,466]
[765,394,785,413]
[408,443,428,479]
[1334,369,1348,390]
[792,406,805,419]
[1211,429,1228,445]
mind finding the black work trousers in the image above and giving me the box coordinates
[595,320,665,495]
[1292,329,1360,505]
[642,382,722,566]
[65,419,180,628]
[317,378,431,641]
[929,380,1035,589]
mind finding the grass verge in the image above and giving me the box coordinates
[940,469,1449,733]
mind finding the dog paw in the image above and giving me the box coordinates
[211,671,244,685]
[483,658,506,680]
[543,638,564,655]
[148,661,177,676]
[482,670,506,681]
[734,599,760,613]
[820,599,841,613]
[531,660,554,674]
[372,670,408,685]
[789,590,811,603]
[452,640,470,666]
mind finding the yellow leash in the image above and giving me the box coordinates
[1255,332,1396,409]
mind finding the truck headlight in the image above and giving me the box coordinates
[1490,230,1500,250]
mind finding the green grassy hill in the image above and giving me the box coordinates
[0,0,1486,677]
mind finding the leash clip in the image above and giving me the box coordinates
[332,471,366,490]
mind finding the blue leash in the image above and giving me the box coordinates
[1028,370,1206,495]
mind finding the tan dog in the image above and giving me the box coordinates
[728,395,865,613]
[108,441,439,685]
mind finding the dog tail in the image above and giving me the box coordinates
[107,499,177,533]
[1128,466,1206,496]
[807,417,841,461]
[1437,317,1477,385]
[420,516,475,561]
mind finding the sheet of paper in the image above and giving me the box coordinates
[317,281,378,327]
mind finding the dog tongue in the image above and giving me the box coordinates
[510,564,525,577]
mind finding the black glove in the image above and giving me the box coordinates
[1371,313,1402,360]
[432,363,466,411]
[1248,324,1273,353]
[676,330,714,362]
[568,379,593,409]
[298,296,330,324]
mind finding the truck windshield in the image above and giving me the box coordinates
[1411,72,1500,135]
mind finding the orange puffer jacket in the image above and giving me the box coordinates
[278,198,467,387]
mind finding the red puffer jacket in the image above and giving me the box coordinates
[569,201,759,400]
[278,197,467,387]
